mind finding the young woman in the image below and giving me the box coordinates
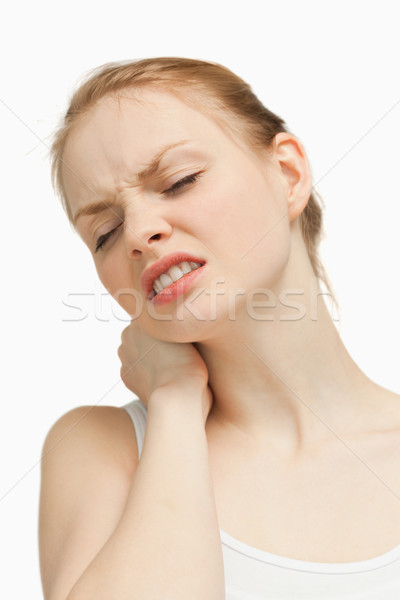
[39,57,400,599]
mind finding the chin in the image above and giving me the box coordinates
[145,313,217,344]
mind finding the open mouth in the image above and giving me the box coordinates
[148,261,206,301]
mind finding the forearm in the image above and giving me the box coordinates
[67,385,225,600]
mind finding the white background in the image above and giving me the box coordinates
[1,1,399,597]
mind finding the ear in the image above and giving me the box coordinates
[272,132,313,222]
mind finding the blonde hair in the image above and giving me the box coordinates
[51,56,337,309]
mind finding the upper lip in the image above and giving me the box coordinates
[140,251,206,297]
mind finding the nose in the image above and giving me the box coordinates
[123,206,173,258]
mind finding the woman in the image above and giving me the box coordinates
[39,58,400,599]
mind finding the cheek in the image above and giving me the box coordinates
[95,255,142,317]
[240,195,292,292]
[197,178,291,264]
[186,196,291,308]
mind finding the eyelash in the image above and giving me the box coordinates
[94,172,203,253]
[162,172,202,196]
[95,224,122,253]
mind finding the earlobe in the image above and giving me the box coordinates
[273,132,313,222]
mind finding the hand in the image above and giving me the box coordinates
[117,321,213,419]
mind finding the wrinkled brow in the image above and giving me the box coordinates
[134,139,191,183]
[72,139,191,225]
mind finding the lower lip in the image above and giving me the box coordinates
[149,264,207,307]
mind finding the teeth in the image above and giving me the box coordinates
[152,261,202,294]
[168,264,186,282]
[159,273,173,287]
[180,261,193,275]
[153,279,164,294]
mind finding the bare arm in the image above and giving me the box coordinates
[39,405,140,599]
[40,384,225,600]
[68,383,224,599]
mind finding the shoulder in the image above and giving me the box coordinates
[39,405,139,599]
[41,404,138,475]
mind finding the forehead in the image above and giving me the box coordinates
[61,88,244,207]
[63,88,233,163]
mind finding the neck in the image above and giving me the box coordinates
[195,278,374,458]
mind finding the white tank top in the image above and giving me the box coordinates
[123,399,400,599]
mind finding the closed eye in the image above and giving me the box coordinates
[94,172,203,252]
[162,172,203,196]
[95,223,123,253]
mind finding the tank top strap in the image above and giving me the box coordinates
[122,399,148,460]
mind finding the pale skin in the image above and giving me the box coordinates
[39,88,400,598]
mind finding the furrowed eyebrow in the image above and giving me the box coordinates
[72,201,121,226]
[135,139,191,183]
[72,139,191,226]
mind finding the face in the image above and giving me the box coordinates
[62,89,293,341]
